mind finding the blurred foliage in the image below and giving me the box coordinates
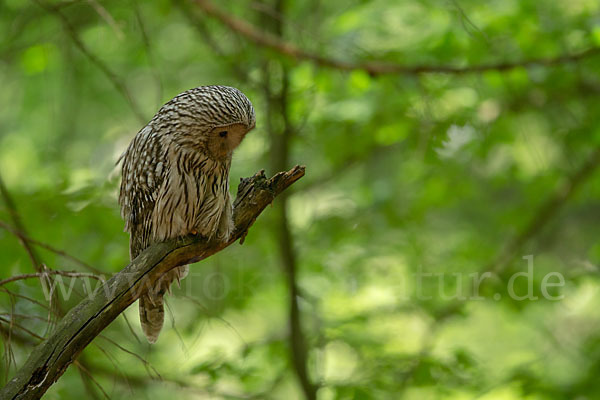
[1,0,600,399]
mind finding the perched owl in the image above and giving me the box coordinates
[119,86,255,343]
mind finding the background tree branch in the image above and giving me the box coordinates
[0,165,305,400]
[260,1,317,398]
[195,0,600,75]
[32,0,147,123]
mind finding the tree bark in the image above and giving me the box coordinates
[0,166,305,400]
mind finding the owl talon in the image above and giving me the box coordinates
[190,229,198,235]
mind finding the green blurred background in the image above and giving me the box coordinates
[1,0,600,398]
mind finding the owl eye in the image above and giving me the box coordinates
[219,131,228,138]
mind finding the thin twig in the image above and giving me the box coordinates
[182,295,247,347]
[34,0,147,123]
[0,174,61,324]
[0,313,48,322]
[98,335,162,380]
[195,0,600,76]
[86,0,124,39]
[450,0,489,42]
[164,300,188,352]
[177,0,254,85]
[0,178,42,271]
[0,220,102,274]
[73,360,111,400]
[88,361,262,399]
[0,317,44,341]
[0,271,104,287]
[0,178,104,394]
[0,288,51,312]
[90,343,136,395]
[121,313,142,344]
[132,0,164,108]
[2,291,17,381]
[0,324,37,347]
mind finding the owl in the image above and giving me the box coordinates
[119,86,256,343]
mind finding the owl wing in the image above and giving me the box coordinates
[118,125,167,260]
[119,125,196,343]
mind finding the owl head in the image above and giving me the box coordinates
[154,85,256,161]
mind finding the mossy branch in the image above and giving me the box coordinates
[0,165,305,400]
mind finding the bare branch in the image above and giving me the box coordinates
[0,166,304,399]
[195,0,599,76]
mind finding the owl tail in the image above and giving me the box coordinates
[139,265,189,343]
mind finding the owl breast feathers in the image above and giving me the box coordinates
[118,85,255,343]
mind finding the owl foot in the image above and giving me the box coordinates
[190,229,198,235]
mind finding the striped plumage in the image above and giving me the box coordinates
[119,86,255,343]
